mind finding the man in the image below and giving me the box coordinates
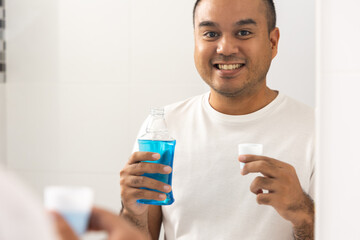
[119,0,314,239]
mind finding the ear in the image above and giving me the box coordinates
[269,27,280,59]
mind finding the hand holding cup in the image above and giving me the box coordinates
[44,186,94,236]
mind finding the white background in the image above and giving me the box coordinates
[1,0,315,235]
[315,0,360,239]
[0,84,5,166]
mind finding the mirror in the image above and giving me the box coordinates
[2,1,315,238]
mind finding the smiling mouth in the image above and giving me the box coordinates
[214,63,245,70]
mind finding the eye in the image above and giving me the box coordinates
[237,30,251,37]
[204,32,220,38]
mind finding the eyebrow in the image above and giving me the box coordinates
[235,19,257,26]
[198,21,219,28]
[198,19,257,28]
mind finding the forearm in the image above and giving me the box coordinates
[293,220,314,240]
[292,194,314,240]
[120,204,151,238]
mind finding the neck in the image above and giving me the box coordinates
[208,85,278,115]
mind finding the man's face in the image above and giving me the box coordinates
[194,0,279,98]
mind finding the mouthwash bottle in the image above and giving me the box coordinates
[137,107,176,205]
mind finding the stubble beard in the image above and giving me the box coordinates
[207,72,267,98]
[207,57,272,98]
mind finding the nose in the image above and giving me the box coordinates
[216,35,239,56]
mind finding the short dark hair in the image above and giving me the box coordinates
[193,0,277,32]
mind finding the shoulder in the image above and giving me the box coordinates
[281,94,314,119]
[164,92,207,116]
[276,94,315,132]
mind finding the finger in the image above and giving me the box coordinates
[125,175,172,193]
[239,154,285,165]
[128,151,160,164]
[49,211,79,240]
[123,188,167,202]
[241,160,278,178]
[250,176,275,194]
[127,162,172,176]
[89,208,146,239]
[256,193,274,206]
[88,207,119,232]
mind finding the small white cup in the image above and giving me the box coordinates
[238,143,263,169]
[44,186,94,235]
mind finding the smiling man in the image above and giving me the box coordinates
[119,0,314,239]
[194,0,279,115]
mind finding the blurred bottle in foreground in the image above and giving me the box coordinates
[137,107,176,205]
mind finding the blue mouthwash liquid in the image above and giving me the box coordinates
[137,139,176,205]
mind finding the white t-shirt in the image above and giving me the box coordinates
[137,92,314,240]
[0,166,57,240]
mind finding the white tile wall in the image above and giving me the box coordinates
[268,0,316,107]
[6,0,59,83]
[130,0,198,85]
[57,83,131,173]
[58,0,130,84]
[6,82,136,173]
[6,83,60,170]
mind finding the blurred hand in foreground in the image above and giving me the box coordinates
[51,207,147,240]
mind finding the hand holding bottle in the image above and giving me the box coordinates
[120,151,172,216]
[120,107,176,231]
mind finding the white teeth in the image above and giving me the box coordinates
[218,64,243,70]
